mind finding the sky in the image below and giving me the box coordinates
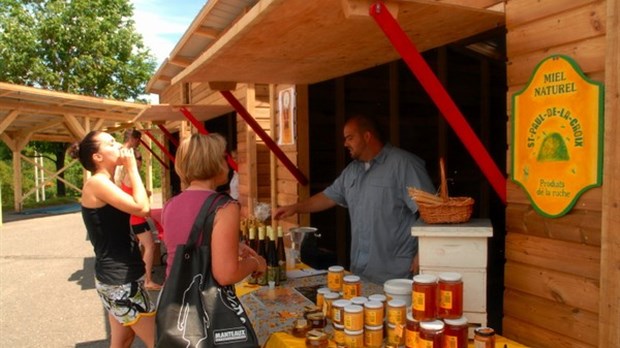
[130,0,207,101]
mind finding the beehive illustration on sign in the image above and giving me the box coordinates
[537,132,569,162]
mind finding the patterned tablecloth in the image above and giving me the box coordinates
[237,272,384,346]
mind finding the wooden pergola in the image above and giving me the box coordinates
[0,82,149,212]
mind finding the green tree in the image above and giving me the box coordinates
[0,0,156,196]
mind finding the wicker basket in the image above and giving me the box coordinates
[408,158,474,224]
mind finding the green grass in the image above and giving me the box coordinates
[2,196,80,213]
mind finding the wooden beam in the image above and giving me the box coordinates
[0,100,141,121]
[168,56,193,68]
[0,133,17,152]
[13,150,22,212]
[30,134,75,143]
[0,109,19,133]
[194,26,219,39]
[209,81,237,91]
[341,0,398,18]
[63,114,86,139]
[599,0,620,346]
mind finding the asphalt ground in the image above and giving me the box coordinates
[0,195,165,347]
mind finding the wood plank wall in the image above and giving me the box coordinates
[272,84,310,233]
[504,1,607,347]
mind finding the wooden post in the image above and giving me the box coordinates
[599,0,620,346]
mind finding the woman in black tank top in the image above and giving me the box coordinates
[69,131,154,348]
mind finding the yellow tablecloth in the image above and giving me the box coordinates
[263,331,530,348]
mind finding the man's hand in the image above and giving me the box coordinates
[273,204,297,220]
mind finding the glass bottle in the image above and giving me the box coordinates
[256,226,268,286]
[276,226,287,281]
[266,226,280,286]
[247,227,257,284]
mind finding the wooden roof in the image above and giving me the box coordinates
[147,0,505,93]
[0,82,148,145]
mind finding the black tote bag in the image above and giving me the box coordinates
[156,193,259,348]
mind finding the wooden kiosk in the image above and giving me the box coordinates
[143,1,619,347]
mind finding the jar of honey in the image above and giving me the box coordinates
[316,287,331,309]
[344,329,364,348]
[412,274,438,321]
[332,324,346,346]
[342,275,361,299]
[444,316,468,348]
[343,304,364,331]
[368,293,387,307]
[418,320,444,348]
[404,311,419,348]
[438,272,463,319]
[327,265,345,292]
[322,292,340,319]
[364,325,384,348]
[306,311,327,329]
[305,329,329,348]
[474,327,496,348]
[386,299,407,326]
[292,318,311,338]
[351,296,368,306]
[331,299,351,326]
[386,323,405,347]
[364,300,384,326]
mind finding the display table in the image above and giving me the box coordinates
[411,218,493,336]
[264,331,530,348]
[238,271,383,345]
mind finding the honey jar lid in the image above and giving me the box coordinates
[438,272,462,282]
[387,299,406,308]
[328,265,344,272]
[419,320,445,331]
[474,327,496,337]
[324,292,340,300]
[294,318,310,329]
[368,294,387,302]
[317,287,331,294]
[306,329,328,341]
[413,274,438,284]
[332,299,351,308]
[351,296,367,305]
[344,304,363,313]
[444,316,468,326]
[364,300,383,309]
[343,275,360,282]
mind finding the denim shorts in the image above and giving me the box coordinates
[95,276,155,326]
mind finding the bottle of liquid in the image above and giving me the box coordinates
[266,226,280,286]
[247,227,257,284]
[277,226,287,281]
[256,226,268,286]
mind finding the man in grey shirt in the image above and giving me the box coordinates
[274,115,435,284]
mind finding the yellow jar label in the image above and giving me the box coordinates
[387,307,406,325]
[328,272,343,292]
[405,329,418,348]
[345,333,363,348]
[343,283,360,300]
[344,312,364,331]
[439,289,453,309]
[387,325,405,345]
[316,293,324,309]
[364,329,383,347]
[333,329,345,344]
[413,291,425,311]
[419,337,433,348]
[332,307,342,323]
[445,335,458,348]
[364,308,384,326]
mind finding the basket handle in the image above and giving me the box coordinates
[439,157,448,202]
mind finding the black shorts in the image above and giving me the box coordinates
[131,221,151,234]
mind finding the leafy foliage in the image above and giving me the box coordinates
[0,0,156,99]
[0,0,159,205]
